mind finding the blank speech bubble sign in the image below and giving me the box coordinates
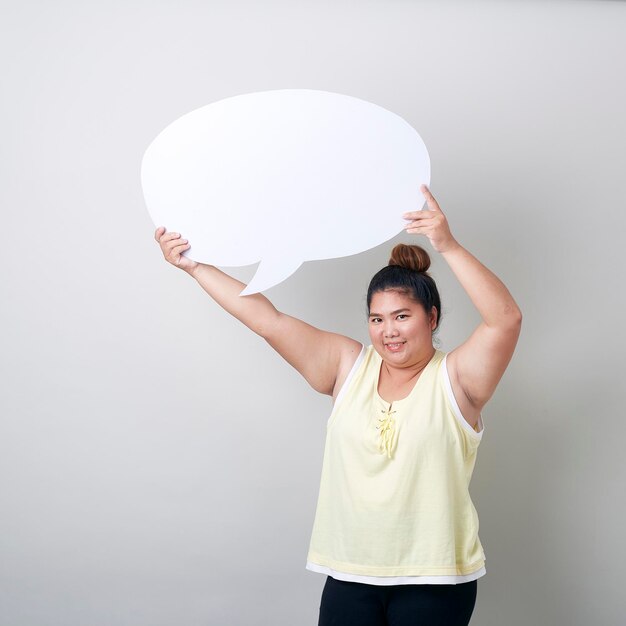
[142,89,430,295]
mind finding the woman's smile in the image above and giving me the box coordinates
[384,341,406,352]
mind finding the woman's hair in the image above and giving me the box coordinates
[366,244,442,331]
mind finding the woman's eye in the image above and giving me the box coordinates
[397,314,408,320]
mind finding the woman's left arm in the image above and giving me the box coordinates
[404,185,522,411]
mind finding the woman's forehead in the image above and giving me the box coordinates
[369,289,421,312]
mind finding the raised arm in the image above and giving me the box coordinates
[403,187,522,416]
[154,227,361,397]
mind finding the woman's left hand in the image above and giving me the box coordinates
[402,185,459,254]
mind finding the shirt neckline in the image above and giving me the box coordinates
[374,348,441,409]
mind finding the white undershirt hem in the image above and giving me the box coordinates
[306,561,486,585]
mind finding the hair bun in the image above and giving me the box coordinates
[388,244,431,273]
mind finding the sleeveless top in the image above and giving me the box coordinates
[305,344,486,585]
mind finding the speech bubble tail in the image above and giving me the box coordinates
[239,259,303,296]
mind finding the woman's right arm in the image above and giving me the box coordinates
[155,227,361,397]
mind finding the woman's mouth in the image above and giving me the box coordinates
[384,341,406,352]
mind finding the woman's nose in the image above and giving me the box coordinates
[384,321,399,337]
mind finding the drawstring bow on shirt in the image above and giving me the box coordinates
[377,405,396,459]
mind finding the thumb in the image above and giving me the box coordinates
[420,184,442,212]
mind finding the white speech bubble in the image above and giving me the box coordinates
[142,89,430,295]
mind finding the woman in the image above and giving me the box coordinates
[154,185,521,626]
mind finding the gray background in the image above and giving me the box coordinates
[1,1,625,624]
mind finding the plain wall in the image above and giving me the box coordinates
[1,1,625,624]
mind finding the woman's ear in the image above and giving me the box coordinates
[430,306,438,330]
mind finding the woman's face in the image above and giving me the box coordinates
[368,289,437,366]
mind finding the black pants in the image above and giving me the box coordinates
[318,576,477,626]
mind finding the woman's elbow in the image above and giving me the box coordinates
[504,303,522,330]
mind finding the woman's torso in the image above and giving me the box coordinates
[306,344,486,583]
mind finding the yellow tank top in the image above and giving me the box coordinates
[306,345,485,581]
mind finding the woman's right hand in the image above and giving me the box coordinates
[154,227,199,275]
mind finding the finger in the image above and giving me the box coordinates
[405,221,432,230]
[405,220,431,230]
[154,226,166,241]
[404,215,439,230]
[157,230,180,245]
[403,211,434,221]
[420,184,442,212]
[402,185,441,218]
[170,242,190,257]
[405,225,431,235]
[165,237,188,252]
[162,232,183,245]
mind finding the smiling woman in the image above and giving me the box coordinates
[154,184,521,626]
[367,246,440,368]
[367,285,439,406]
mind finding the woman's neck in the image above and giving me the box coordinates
[381,347,436,386]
